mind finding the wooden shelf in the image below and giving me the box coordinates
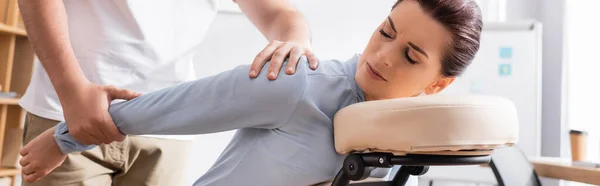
[0,2,31,186]
[0,24,25,37]
[0,98,18,105]
[0,167,18,177]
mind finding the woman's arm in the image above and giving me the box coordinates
[54,58,309,153]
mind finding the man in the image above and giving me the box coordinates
[17,0,318,185]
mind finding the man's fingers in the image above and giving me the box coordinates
[250,41,282,78]
[86,132,104,145]
[94,124,114,144]
[267,43,295,80]
[69,132,92,145]
[23,171,44,183]
[87,114,123,144]
[105,86,141,100]
[22,164,36,175]
[19,155,29,167]
[82,118,112,144]
[19,146,29,156]
[101,86,131,142]
[305,50,319,70]
[102,116,126,142]
[73,127,103,145]
[250,41,318,78]
[82,114,110,144]
[285,47,304,75]
[107,125,126,142]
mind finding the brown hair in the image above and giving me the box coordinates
[393,0,483,77]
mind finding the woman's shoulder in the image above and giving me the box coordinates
[306,54,360,78]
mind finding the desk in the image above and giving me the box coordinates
[419,157,600,185]
[529,157,600,185]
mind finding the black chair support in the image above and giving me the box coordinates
[489,147,542,186]
[330,152,492,186]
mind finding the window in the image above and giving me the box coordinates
[565,0,600,164]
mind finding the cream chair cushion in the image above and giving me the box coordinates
[333,94,519,156]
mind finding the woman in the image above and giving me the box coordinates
[19,0,483,185]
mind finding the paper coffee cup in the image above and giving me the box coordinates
[570,130,588,161]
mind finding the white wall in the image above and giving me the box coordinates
[565,0,600,163]
[506,0,538,21]
[505,0,569,155]
[506,0,569,159]
[505,0,569,186]
[185,0,395,184]
[535,2,569,185]
[536,0,569,159]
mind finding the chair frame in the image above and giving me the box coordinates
[330,152,492,186]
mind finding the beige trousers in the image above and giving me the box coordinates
[21,113,192,186]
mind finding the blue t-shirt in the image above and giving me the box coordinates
[54,54,389,185]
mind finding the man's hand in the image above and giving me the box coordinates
[18,0,139,145]
[249,40,319,80]
[62,83,140,145]
[235,0,317,80]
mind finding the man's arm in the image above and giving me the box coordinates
[53,58,309,154]
[18,0,138,145]
[235,0,319,80]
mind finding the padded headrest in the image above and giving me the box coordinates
[333,94,519,156]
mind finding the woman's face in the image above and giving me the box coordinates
[356,0,455,101]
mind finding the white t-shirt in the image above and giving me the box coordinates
[19,0,221,141]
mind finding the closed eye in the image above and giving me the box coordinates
[379,28,392,39]
[405,48,418,65]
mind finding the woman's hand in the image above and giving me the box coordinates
[249,40,319,80]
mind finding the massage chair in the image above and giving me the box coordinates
[327,94,535,186]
